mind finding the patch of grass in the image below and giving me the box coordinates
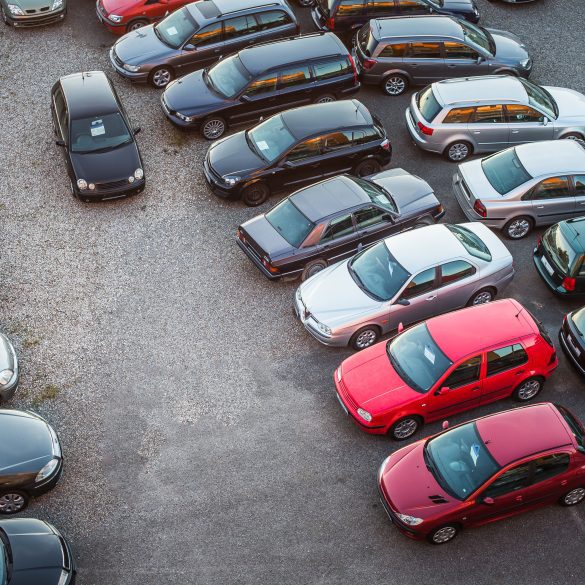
[22,336,41,349]
[0,203,5,211]
[32,383,60,406]
[167,131,189,148]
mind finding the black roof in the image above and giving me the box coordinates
[281,100,372,140]
[562,217,585,251]
[59,71,119,119]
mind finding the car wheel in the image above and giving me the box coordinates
[350,325,380,351]
[561,132,584,141]
[127,19,148,32]
[444,141,472,162]
[241,182,270,207]
[298,0,314,5]
[467,287,495,307]
[201,117,227,141]
[301,259,327,281]
[0,491,29,514]
[427,524,460,545]
[390,416,421,441]
[383,74,408,96]
[314,94,336,104]
[1,5,11,25]
[560,487,585,506]
[149,67,173,89]
[504,215,533,239]
[513,376,543,401]
[354,159,381,178]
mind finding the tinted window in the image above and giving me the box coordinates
[321,214,355,241]
[245,72,278,96]
[443,107,474,124]
[354,206,389,229]
[471,105,504,124]
[532,453,570,484]
[367,0,397,15]
[189,21,222,47]
[278,65,311,89]
[574,175,585,197]
[223,15,256,40]
[416,85,442,122]
[440,260,475,285]
[70,113,132,154]
[506,104,544,123]
[206,55,251,98]
[406,42,441,59]
[443,42,478,59]
[557,405,585,450]
[265,199,315,248]
[352,126,381,144]
[336,0,365,15]
[155,7,197,49]
[379,42,407,58]
[531,176,571,200]
[443,355,481,389]
[481,148,532,195]
[400,267,436,300]
[248,114,296,162]
[459,19,492,54]
[446,225,492,262]
[256,10,292,30]
[519,78,557,120]
[486,344,528,377]
[483,462,531,498]
[53,88,67,130]
[398,0,431,13]
[350,176,398,212]
[542,223,578,274]
[286,137,321,162]
[313,58,351,80]
[322,131,353,152]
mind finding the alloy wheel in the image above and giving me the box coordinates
[507,218,531,239]
[472,291,493,305]
[203,119,225,140]
[316,96,335,103]
[128,21,146,31]
[448,143,469,162]
[432,526,457,544]
[384,76,406,96]
[564,487,585,505]
[307,264,325,278]
[0,493,26,514]
[152,69,171,88]
[355,329,377,349]
[393,418,418,440]
[517,379,541,401]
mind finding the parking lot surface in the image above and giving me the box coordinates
[0,1,584,583]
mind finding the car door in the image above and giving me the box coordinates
[434,260,479,313]
[402,41,444,84]
[426,355,482,420]
[354,205,396,249]
[516,453,572,508]
[229,71,279,125]
[505,104,554,145]
[318,131,359,179]
[528,176,575,225]
[274,136,325,189]
[275,64,314,111]
[467,104,509,151]
[255,9,298,42]
[480,343,529,404]
[311,57,352,100]
[443,42,491,79]
[176,21,224,73]
[314,213,359,264]
[571,174,585,218]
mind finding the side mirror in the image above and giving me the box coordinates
[240,94,251,103]
[55,139,65,147]
[436,387,450,396]
[395,298,410,306]
[441,420,449,430]
[476,55,484,65]
[357,242,363,253]
[542,117,549,126]
[397,322,404,333]
[183,43,195,51]
[259,116,264,122]
[134,127,141,135]
[482,497,495,505]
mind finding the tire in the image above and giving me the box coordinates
[466,287,495,307]
[503,215,533,239]
[513,376,543,402]
[0,491,29,514]
[201,117,227,141]
[149,66,174,89]
[70,179,78,199]
[1,5,11,25]
[389,416,422,441]
[301,259,327,281]
[561,132,584,141]
[353,159,381,178]
[560,487,585,506]
[427,524,460,545]
[127,19,148,32]
[314,94,336,104]
[383,74,409,96]
[413,216,435,229]
[241,182,270,207]
[444,141,472,162]
[350,325,380,351]
[298,0,314,6]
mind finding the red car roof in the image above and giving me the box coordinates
[426,299,536,363]
[476,403,573,467]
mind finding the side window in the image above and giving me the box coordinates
[312,58,351,81]
[506,104,544,123]
[530,176,571,200]
[278,65,311,90]
[398,0,431,13]
[443,107,475,124]
[189,22,223,47]
[443,42,479,60]
[442,356,481,389]
[483,462,532,498]
[400,267,437,300]
[532,453,570,485]
[244,72,278,96]
[406,42,442,59]
[471,104,504,124]
[322,131,353,152]
[367,0,398,15]
[53,88,67,130]
[353,126,380,145]
[354,206,390,229]
[486,344,528,377]
[439,260,476,286]
[573,175,585,197]
[379,43,407,58]
[337,0,366,16]
[286,137,321,162]
[320,214,355,242]
[223,16,256,41]
[255,10,292,31]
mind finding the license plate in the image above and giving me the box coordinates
[336,392,348,416]
[541,256,555,276]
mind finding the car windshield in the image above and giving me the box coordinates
[571,306,585,336]
[206,55,252,99]
[348,242,410,301]
[543,223,578,274]
[265,199,315,248]
[247,115,296,163]
[154,8,198,49]
[520,78,558,119]
[446,224,492,262]
[557,405,585,451]
[387,323,452,394]
[416,85,442,123]
[70,113,132,154]
[425,422,501,500]
[349,176,398,213]
[481,148,532,195]
[459,20,493,55]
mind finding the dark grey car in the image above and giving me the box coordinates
[110,0,299,88]
[354,15,532,96]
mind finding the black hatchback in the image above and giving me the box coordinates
[51,70,145,202]
[161,32,360,139]
[560,307,585,377]
[203,99,392,205]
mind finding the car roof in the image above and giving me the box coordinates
[210,0,283,15]
[291,175,369,222]
[433,75,527,107]
[374,15,463,41]
[475,403,574,467]
[426,299,536,362]
[515,140,585,177]
[281,99,372,140]
[239,33,345,76]
[59,71,119,118]
[560,217,585,252]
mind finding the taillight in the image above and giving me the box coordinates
[473,199,487,218]
[417,121,433,136]
[380,138,390,151]
[562,276,576,291]
[262,257,279,274]
[237,228,245,244]
[326,17,334,29]
[362,58,377,71]
[348,54,358,84]
[548,351,558,365]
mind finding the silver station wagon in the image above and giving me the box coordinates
[294,222,514,350]
[406,75,585,162]
[453,140,585,239]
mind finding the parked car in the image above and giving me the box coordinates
[0,334,18,402]
[354,15,531,96]
[1,0,66,27]
[559,306,585,377]
[335,298,557,437]
[203,99,391,205]
[109,0,299,88]
[237,170,444,280]
[311,0,480,40]
[406,75,585,162]
[161,32,360,138]
[533,216,585,295]
[453,140,585,240]
[294,222,514,350]
[0,518,76,582]
[0,410,62,514]
[378,403,585,544]
[51,71,145,202]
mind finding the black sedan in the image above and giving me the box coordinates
[0,410,62,514]
[0,518,76,585]
[51,71,145,202]
[237,169,444,280]
[560,307,585,377]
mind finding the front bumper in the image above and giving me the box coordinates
[96,5,127,34]
[377,482,423,540]
[203,159,241,200]
[293,294,349,347]
[74,178,145,201]
[559,327,585,377]
[109,47,149,83]
[5,5,66,27]
[160,93,202,128]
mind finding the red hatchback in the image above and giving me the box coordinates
[334,299,558,440]
[378,403,585,544]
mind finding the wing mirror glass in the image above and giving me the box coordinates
[395,298,410,306]
[436,386,450,396]
[134,127,141,135]
[441,420,449,430]
[240,94,251,103]
[397,322,404,333]
[542,117,549,126]
[476,55,484,64]
[482,497,494,505]
[55,139,65,147]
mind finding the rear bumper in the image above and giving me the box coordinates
[405,108,442,154]
[452,174,507,229]
[532,249,574,296]
[236,238,282,281]
[559,327,585,377]
[6,6,66,27]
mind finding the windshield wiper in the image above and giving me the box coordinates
[387,348,423,393]
[75,138,133,155]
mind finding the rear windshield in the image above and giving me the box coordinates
[357,23,377,57]
[417,86,442,123]
[154,8,197,49]
[571,306,585,336]
[446,224,492,262]
[543,223,578,275]
[481,148,532,195]
[265,199,315,248]
[557,405,585,450]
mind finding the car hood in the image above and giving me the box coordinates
[239,215,294,260]
[207,131,264,178]
[0,334,15,372]
[70,141,141,184]
[102,0,144,13]
[10,0,56,9]
[163,70,227,117]
[488,29,529,62]
[544,86,585,119]
[114,25,176,65]
[458,158,501,200]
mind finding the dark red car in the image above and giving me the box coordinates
[378,403,585,544]
[334,299,558,439]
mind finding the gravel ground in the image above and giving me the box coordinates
[0,0,584,583]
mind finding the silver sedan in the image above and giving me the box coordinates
[294,223,514,350]
[0,333,19,401]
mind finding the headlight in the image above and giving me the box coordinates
[109,14,122,23]
[123,63,140,73]
[36,458,59,482]
[336,366,342,383]
[176,112,194,123]
[88,183,95,190]
[295,288,302,301]
[222,176,240,186]
[520,58,532,69]
[51,0,63,9]
[357,408,372,422]
[0,369,13,386]
[316,321,332,336]
[396,513,423,526]
[134,168,144,180]
[49,426,62,458]
[7,4,24,15]
[77,179,87,190]
[128,176,135,183]
[57,570,70,585]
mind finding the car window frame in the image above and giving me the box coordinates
[283,135,324,163]
[254,8,294,31]
[439,354,482,390]
[243,70,279,98]
[485,342,529,378]
[504,103,546,124]
[527,175,573,201]
[398,266,439,301]
[469,103,506,125]
[437,259,477,288]
[222,14,259,42]
[319,212,357,243]
[277,63,313,91]
[404,41,442,60]
[186,20,224,49]
[353,205,393,231]
[442,41,480,61]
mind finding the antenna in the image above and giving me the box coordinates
[514,306,524,320]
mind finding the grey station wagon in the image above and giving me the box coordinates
[1,0,66,26]
[354,15,531,96]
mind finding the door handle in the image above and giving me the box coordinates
[511,130,519,134]
[536,205,544,209]
[214,49,221,53]
[426,295,437,301]
[515,495,523,502]
[471,387,480,392]
[473,131,481,134]
[561,480,568,486]
[447,64,456,68]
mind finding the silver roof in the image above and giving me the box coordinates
[433,75,527,106]
[516,140,585,177]
[374,15,463,40]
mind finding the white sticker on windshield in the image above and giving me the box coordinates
[470,444,480,467]
[257,140,269,151]
[423,344,436,364]
[166,26,178,36]
[90,119,105,137]
[374,194,389,204]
